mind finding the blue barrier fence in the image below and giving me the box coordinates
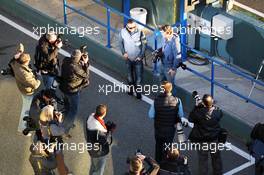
[63,0,158,49]
[62,0,264,110]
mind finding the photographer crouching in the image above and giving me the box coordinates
[188,92,226,175]
[86,104,116,175]
[33,105,72,175]
[23,89,64,136]
[34,31,63,89]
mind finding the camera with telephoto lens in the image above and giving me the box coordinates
[105,121,116,133]
[152,48,163,63]
[192,91,204,107]
[54,34,68,46]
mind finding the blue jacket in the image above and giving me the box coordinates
[162,34,182,70]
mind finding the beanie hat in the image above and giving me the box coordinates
[19,53,30,64]
[71,49,82,63]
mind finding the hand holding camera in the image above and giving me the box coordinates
[54,111,63,123]
[105,121,117,133]
[55,40,63,49]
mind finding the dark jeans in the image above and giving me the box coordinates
[63,92,80,132]
[90,155,107,175]
[197,147,223,175]
[126,59,143,92]
[256,160,264,175]
[155,127,176,163]
[42,74,55,89]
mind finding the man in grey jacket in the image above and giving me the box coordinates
[119,19,147,99]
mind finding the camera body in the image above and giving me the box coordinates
[152,48,163,63]
[192,91,204,107]
[105,121,117,133]
[23,116,38,136]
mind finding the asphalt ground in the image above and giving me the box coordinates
[0,10,255,175]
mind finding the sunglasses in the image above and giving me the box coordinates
[127,26,136,30]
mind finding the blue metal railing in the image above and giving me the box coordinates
[63,0,158,49]
[62,0,264,110]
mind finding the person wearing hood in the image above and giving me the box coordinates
[59,49,89,132]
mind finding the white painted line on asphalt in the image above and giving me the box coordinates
[0,14,254,174]
[224,159,255,175]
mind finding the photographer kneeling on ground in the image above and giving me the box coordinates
[127,151,159,175]
[29,89,59,122]
[38,105,72,175]
[188,94,223,175]
[10,47,41,136]
[60,49,89,133]
[86,104,116,175]
[159,148,191,175]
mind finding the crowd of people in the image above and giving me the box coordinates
[2,18,263,175]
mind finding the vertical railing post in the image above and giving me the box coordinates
[179,0,187,61]
[211,61,215,97]
[123,0,130,27]
[63,0,68,25]
[106,8,111,48]
[154,35,157,50]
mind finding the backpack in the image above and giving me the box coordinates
[248,139,264,162]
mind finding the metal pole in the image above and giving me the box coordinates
[123,0,130,27]
[180,0,187,61]
[63,0,68,25]
[106,8,111,48]
[211,61,215,97]
[247,59,264,100]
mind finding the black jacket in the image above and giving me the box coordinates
[159,156,191,175]
[59,57,89,94]
[188,106,223,142]
[29,90,57,121]
[154,93,181,139]
[154,93,180,130]
[34,34,59,75]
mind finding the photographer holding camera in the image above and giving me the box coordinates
[59,49,89,132]
[158,25,182,96]
[148,81,185,163]
[188,93,223,175]
[35,31,62,89]
[37,105,72,175]
[10,48,41,136]
[127,150,159,175]
[86,104,116,175]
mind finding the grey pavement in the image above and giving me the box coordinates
[21,0,264,127]
[0,9,256,175]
